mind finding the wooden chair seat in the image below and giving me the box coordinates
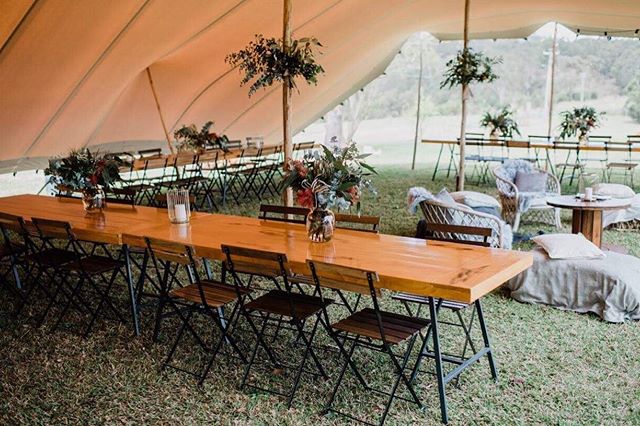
[392,292,468,311]
[607,162,638,169]
[244,289,333,320]
[61,255,123,274]
[25,248,76,266]
[169,280,249,308]
[331,308,430,345]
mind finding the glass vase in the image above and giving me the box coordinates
[82,188,105,213]
[167,188,191,224]
[306,208,335,243]
[578,172,599,198]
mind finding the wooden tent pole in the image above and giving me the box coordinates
[282,0,293,206]
[546,22,558,137]
[457,0,470,191]
[411,35,424,170]
[146,67,174,154]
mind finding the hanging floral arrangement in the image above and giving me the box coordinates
[226,34,324,96]
[440,48,501,90]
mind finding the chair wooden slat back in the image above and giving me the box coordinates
[222,245,287,278]
[145,237,192,265]
[425,222,492,247]
[306,260,379,296]
[0,212,26,234]
[334,213,380,233]
[258,204,308,224]
[105,188,136,206]
[31,217,73,240]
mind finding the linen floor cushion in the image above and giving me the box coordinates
[532,233,605,260]
[451,191,501,209]
[594,183,635,199]
[515,170,547,193]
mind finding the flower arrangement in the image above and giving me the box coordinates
[45,148,126,196]
[281,138,376,213]
[440,48,501,90]
[174,121,229,153]
[226,34,324,96]
[558,107,604,141]
[480,106,521,139]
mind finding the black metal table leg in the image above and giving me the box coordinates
[124,244,141,336]
[429,297,449,424]
[475,299,498,381]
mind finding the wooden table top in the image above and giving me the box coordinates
[0,194,206,244]
[0,194,532,303]
[421,138,640,152]
[122,214,533,303]
[546,195,631,211]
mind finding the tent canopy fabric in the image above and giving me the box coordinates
[1,0,639,173]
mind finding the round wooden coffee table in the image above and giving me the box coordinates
[546,195,631,247]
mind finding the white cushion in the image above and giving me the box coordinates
[594,183,635,199]
[435,188,456,206]
[532,233,605,260]
[451,191,500,209]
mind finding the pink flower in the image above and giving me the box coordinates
[291,160,308,177]
[346,186,360,203]
[296,188,315,209]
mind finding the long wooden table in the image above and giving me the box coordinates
[0,194,532,308]
[0,194,533,423]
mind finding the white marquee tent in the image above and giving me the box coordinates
[1,0,639,173]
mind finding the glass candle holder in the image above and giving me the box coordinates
[578,172,599,196]
[166,188,191,224]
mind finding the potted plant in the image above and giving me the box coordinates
[480,106,521,141]
[558,107,604,143]
[174,121,229,154]
[226,34,324,96]
[280,138,376,242]
[45,149,127,213]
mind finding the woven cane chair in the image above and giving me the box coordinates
[493,160,561,231]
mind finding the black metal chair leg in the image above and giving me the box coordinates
[322,335,359,415]
[241,313,273,390]
[162,307,195,372]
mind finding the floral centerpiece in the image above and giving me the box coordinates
[480,106,520,140]
[226,34,324,96]
[558,107,604,143]
[281,139,376,242]
[174,121,229,153]
[45,148,127,212]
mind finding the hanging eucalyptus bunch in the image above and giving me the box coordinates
[440,48,501,90]
[226,34,324,96]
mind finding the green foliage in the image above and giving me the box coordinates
[480,106,521,138]
[440,47,501,90]
[625,74,640,123]
[226,34,324,96]
[173,121,229,152]
[280,138,376,211]
[45,148,126,195]
[558,106,604,140]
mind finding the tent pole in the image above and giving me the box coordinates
[457,0,470,191]
[411,35,424,170]
[282,0,293,206]
[544,22,558,171]
[146,67,175,155]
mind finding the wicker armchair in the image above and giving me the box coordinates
[493,160,561,232]
[419,198,510,249]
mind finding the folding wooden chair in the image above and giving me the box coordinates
[258,204,309,224]
[31,218,128,337]
[307,260,428,425]
[334,213,380,233]
[222,245,332,407]
[144,237,248,384]
[0,212,28,308]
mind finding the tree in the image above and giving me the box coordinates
[625,74,640,123]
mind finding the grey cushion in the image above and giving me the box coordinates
[515,171,547,193]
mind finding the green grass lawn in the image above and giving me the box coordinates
[1,165,639,425]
